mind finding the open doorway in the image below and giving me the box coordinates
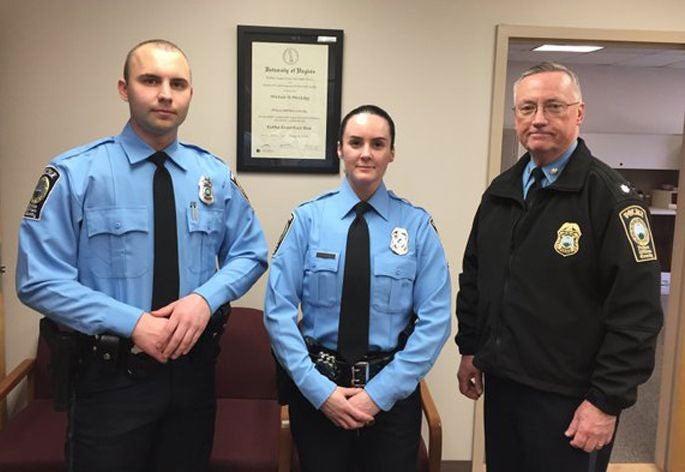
[476,25,685,472]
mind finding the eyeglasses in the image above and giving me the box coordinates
[513,101,581,118]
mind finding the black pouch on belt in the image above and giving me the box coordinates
[39,318,82,411]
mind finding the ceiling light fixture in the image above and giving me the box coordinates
[533,44,604,53]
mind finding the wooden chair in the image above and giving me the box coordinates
[211,306,288,471]
[0,308,441,472]
[0,336,68,471]
[278,377,443,472]
[0,307,288,472]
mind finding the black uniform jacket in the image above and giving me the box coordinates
[456,138,663,415]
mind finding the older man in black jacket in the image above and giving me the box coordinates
[455,62,662,472]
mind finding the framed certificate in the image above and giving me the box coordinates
[236,25,344,173]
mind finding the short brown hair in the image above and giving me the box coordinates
[123,39,189,82]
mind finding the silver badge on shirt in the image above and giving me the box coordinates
[198,176,214,205]
[390,227,409,256]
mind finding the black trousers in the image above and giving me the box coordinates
[289,385,422,472]
[67,352,216,472]
[484,374,616,472]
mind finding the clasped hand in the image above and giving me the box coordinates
[320,388,380,430]
[131,293,211,362]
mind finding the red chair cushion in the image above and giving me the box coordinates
[210,398,280,471]
[215,308,277,400]
[0,399,67,471]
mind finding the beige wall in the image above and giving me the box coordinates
[2,0,685,461]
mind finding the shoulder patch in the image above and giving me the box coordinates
[619,205,657,263]
[230,172,250,202]
[24,166,61,220]
[274,212,295,255]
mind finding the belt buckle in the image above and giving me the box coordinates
[350,361,369,387]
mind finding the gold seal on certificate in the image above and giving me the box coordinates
[251,42,329,160]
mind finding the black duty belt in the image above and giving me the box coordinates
[85,304,230,379]
[305,337,395,387]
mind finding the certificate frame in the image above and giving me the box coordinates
[237,25,344,173]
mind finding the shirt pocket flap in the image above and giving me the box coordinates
[187,207,224,234]
[306,250,340,273]
[86,207,148,237]
[374,256,417,280]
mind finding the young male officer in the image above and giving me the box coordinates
[16,39,268,471]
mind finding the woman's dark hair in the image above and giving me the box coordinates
[338,104,395,149]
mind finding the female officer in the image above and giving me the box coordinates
[264,104,451,471]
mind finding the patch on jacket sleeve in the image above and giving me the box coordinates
[230,172,250,202]
[24,166,61,220]
[274,212,295,255]
[429,217,439,235]
[619,205,657,262]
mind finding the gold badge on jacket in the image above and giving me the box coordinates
[390,227,409,256]
[554,222,582,257]
[619,205,657,262]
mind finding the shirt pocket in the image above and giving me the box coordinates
[85,207,149,278]
[186,205,224,276]
[372,255,417,314]
[302,250,340,308]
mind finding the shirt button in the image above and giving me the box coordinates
[114,222,121,229]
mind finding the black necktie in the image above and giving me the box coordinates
[525,167,545,206]
[338,201,371,364]
[150,151,179,310]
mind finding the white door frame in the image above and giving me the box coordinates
[477,24,685,472]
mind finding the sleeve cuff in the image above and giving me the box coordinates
[365,381,395,411]
[584,387,623,416]
[298,368,337,409]
[109,306,145,338]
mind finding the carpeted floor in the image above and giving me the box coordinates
[611,295,666,462]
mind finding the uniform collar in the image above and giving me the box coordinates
[338,177,390,221]
[489,137,593,200]
[118,122,187,171]
[522,139,577,188]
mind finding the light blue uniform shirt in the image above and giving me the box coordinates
[522,139,578,199]
[264,178,451,411]
[17,123,268,337]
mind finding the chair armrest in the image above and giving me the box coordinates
[0,359,35,402]
[420,379,442,472]
[279,405,292,472]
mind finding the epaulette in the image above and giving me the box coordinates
[388,189,429,213]
[388,189,439,233]
[179,142,226,163]
[591,157,641,203]
[297,188,339,207]
[53,136,116,162]
[179,141,212,155]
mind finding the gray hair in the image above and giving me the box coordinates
[513,62,582,102]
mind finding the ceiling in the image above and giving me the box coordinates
[509,39,685,69]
